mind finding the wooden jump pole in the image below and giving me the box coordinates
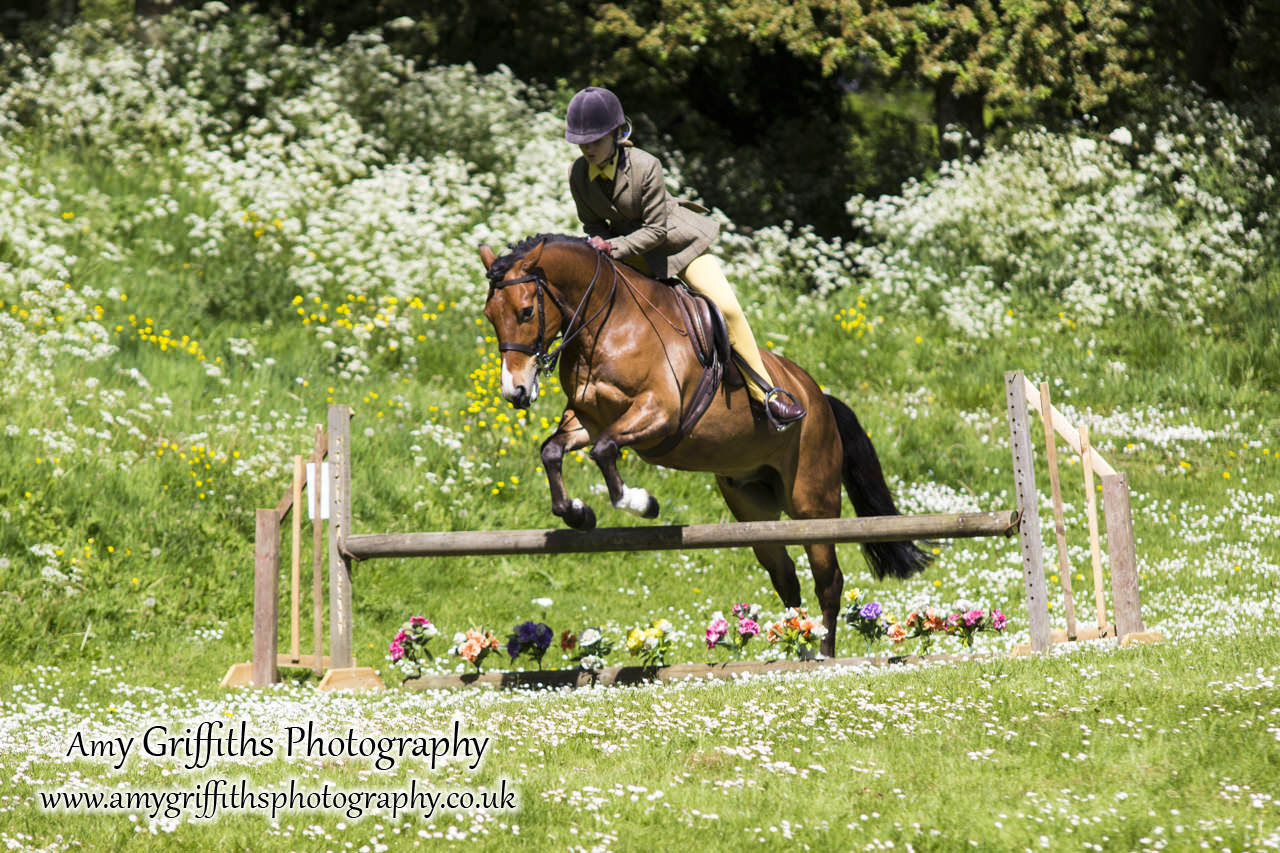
[343,511,1019,560]
[1005,371,1051,652]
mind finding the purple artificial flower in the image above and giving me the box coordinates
[705,618,729,650]
[513,621,551,649]
[859,601,883,621]
[509,621,553,662]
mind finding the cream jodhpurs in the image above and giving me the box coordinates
[680,254,773,402]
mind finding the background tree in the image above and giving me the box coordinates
[9,0,1277,236]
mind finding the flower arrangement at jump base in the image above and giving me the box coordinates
[388,595,1010,678]
[506,621,553,669]
[705,603,763,660]
[560,627,613,673]
[626,619,676,667]
[386,616,439,680]
[844,591,890,654]
[945,608,1007,648]
[896,608,948,654]
[450,627,501,672]
[842,589,1009,655]
[765,607,827,660]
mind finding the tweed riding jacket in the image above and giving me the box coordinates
[569,145,718,280]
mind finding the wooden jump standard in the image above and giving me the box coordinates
[231,369,1153,690]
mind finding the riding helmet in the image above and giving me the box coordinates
[565,86,626,144]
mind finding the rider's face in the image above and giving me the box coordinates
[578,133,616,166]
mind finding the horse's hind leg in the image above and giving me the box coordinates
[785,418,846,658]
[542,409,596,530]
[716,475,802,608]
[804,542,842,658]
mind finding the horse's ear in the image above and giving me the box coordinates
[479,244,496,271]
[523,239,545,267]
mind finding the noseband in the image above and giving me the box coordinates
[488,250,613,376]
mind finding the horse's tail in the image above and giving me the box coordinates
[825,394,933,580]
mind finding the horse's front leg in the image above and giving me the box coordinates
[589,392,674,519]
[541,409,596,530]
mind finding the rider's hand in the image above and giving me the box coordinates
[588,235,614,254]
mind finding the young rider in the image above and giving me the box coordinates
[564,85,806,429]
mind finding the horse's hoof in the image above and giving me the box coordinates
[564,498,596,531]
[643,495,660,519]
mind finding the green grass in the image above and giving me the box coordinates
[3,635,1277,850]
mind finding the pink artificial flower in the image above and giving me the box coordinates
[705,618,729,650]
[963,609,984,627]
[410,616,431,628]
[991,609,1007,630]
[388,640,405,661]
[394,629,408,645]
[737,618,760,638]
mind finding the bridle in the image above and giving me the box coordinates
[488,249,616,377]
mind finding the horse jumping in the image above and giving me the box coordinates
[480,234,931,655]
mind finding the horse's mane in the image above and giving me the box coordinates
[486,233,590,285]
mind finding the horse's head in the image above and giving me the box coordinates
[480,240,565,409]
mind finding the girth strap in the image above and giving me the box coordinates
[639,287,730,458]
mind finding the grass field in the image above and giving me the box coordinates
[1,9,1279,851]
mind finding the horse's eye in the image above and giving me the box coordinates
[519,306,535,322]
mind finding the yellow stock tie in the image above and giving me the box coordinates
[589,156,617,182]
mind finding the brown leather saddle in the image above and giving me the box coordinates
[640,282,737,457]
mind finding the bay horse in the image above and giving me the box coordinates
[480,234,930,656]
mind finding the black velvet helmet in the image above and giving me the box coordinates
[564,87,626,144]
